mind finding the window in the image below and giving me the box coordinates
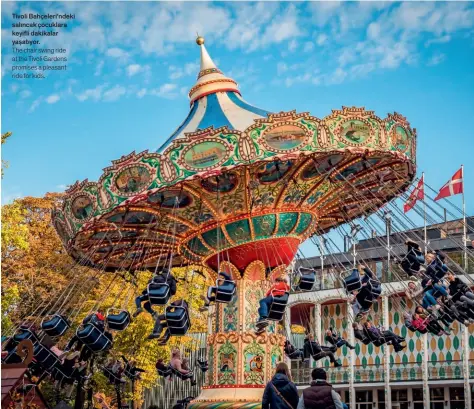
[413,388,424,409]
[391,389,408,409]
[430,387,444,409]
[375,261,383,280]
[449,387,465,409]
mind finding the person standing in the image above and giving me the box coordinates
[262,362,299,409]
[297,368,344,409]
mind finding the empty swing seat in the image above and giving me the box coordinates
[214,278,236,303]
[165,305,190,336]
[267,292,289,321]
[107,310,131,331]
[343,269,362,293]
[296,267,316,291]
[41,314,70,337]
[197,359,208,372]
[33,344,61,371]
[148,282,171,306]
[76,323,112,352]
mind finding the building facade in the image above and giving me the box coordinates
[287,218,474,409]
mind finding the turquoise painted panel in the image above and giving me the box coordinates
[202,227,230,249]
[187,236,211,256]
[252,214,276,239]
[227,219,251,244]
[276,212,298,235]
[293,213,313,235]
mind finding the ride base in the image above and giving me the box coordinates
[188,261,286,409]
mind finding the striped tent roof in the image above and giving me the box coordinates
[157,37,271,152]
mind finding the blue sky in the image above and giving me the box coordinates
[1,1,474,254]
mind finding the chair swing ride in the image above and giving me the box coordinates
[3,36,473,409]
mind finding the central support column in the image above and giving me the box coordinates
[190,262,285,409]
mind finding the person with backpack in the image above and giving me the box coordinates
[262,362,299,409]
[297,368,344,409]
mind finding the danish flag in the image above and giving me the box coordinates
[434,167,464,201]
[404,175,424,213]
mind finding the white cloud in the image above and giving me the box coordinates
[316,34,327,46]
[168,62,199,80]
[95,61,104,76]
[106,47,129,60]
[103,85,127,102]
[428,53,446,66]
[28,97,42,113]
[303,42,314,52]
[288,39,298,52]
[19,90,32,99]
[149,83,178,99]
[137,88,147,98]
[425,35,451,47]
[126,63,150,77]
[76,84,107,102]
[46,94,60,104]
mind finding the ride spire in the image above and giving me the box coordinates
[189,35,240,104]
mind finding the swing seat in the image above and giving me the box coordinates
[2,349,23,364]
[342,269,362,293]
[148,282,171,306]
[165,306,190,336]
[171,367,194,380]
[267,292,289,321]
[406,325,418,333]
[157,365,172,377]
[13,328,39,347]
[197,359,208,372]
[369,281,382,298]
[102,367,126,385]
[106,309,131,331]
[76,323,113,352]
[41,314,70,338]
[363,327,388,347]
[215,278,236,303]
[296,267,316,291]
[51,365,76,385]
[33,344,61,371]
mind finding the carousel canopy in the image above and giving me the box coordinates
[157,36,271,153]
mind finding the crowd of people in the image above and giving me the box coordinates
[402,241,474,335]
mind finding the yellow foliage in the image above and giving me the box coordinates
[290,324,306,334]
[1,193,210,405]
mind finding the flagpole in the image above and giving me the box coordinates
[422,173,427,253]
[461,165,467,271]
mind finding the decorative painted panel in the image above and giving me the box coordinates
[243,340,265,385]
[217,341,237,385]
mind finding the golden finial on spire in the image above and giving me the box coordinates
[196,34,205,46]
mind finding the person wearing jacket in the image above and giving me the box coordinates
[297,368,344,409]
[284,340,305,361]
[303,335,341,367]
[262,362,299,409]
[257,276,290,324]
[325,329,355,350]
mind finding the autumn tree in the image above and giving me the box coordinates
[1,193,210,407]
[2,131,12,178]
